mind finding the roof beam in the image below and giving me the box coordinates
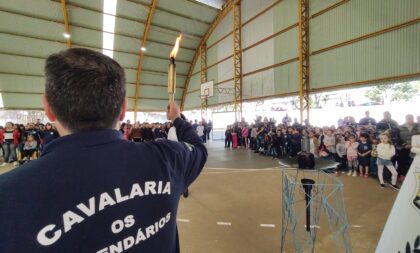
[50,0,202,40]
[127,0,212,25]
[0,91,181,101]
[0,30,192,64]
[60,0,71,48]
[180,0,236,110]
[134,0,158,122]
[0,8,196,52]
[0,51,188,76]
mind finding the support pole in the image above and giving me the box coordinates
[134,0,157,122]
[200,43,208,121]
[298,0,310,123]
[232,0,243,122]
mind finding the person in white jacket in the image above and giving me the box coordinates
[376,133,399,189]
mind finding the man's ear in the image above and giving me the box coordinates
[119,97,127,121]
[43,95,57,122]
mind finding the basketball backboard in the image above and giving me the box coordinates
[200,81,214,98]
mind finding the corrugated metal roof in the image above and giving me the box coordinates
[0,0,220,111]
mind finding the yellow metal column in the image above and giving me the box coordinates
[60,0,71,48]
[180,0,235,111]
[232,0,243,122]
[298,0,310,123]
[200,43,208,121]
[134,0,157,122]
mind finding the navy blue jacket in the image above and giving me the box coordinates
[0,118,207,253]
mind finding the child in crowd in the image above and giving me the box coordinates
[376,133,399,190]
[322,129,337,159]
[278,128,286,157]
[22,135,37,161]
[370,138,379,177]
[241,125,248,148]
[346,134,359,176]
[308,131,319,157]
[232,127,238,148]
[224,126,232,148]
[270,129,279,159]
[250,125,257,150]
[289,129,302,157]
[336,135,347,173]
[358,133,372,178]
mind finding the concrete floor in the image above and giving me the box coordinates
[0,141,398,253]
[177,141,398,253]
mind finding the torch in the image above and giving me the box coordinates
[301,178,315,232]
[168,34,182,102]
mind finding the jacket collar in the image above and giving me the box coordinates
[42,129,123,156]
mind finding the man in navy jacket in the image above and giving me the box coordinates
[0,48,207,253]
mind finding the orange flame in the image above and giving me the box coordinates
[170,34,182,58]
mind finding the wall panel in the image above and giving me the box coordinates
[311,23,420,89]
[310,0,419,51]
[242,8,274,49]
[184,0,419,110]
[0,74,45,93]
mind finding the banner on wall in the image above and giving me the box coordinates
[376,136,420,253]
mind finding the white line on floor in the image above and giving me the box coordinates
[352,225,363,228]
[304,225,320,229]
[177,219,190,223]
[260,224,276,228]
[217,222,232,226]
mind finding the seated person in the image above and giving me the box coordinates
[22,135,37,160]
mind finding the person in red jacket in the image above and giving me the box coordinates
[0,122,19,166]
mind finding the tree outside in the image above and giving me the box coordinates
[365,82,420,104]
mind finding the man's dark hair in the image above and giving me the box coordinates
[45,48,126,132]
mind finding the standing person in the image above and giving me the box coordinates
[397,114,420,180]
[370,137,379,178]
[376,133,399,190]
[357,133,372,178]
[376,111,399,133]
[241,124,248,148]
[232,125,238,148]
[206,120,212,140]
[308,130,319,158]
[336,135,347,174]
[0,48,207,253]
[0,122,19,166]
[250,124,257,150]
[196,122,205,143]
[346,134,359,176]
[359,111,377,126]
[0,126,3,157]
[270,129,279,159]
[42,122,59,147]
[322,129,337,160]
[224,125,232,148]
[192,119,198,131]
[128,123,142,142]
[289,128,302,157]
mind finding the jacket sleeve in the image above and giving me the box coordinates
[13,130,19,146]
[171,118,208,189]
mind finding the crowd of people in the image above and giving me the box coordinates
[119,119,212,143]
[0,118,213,166]
[224,111,420,189]
[0,120,59,166]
